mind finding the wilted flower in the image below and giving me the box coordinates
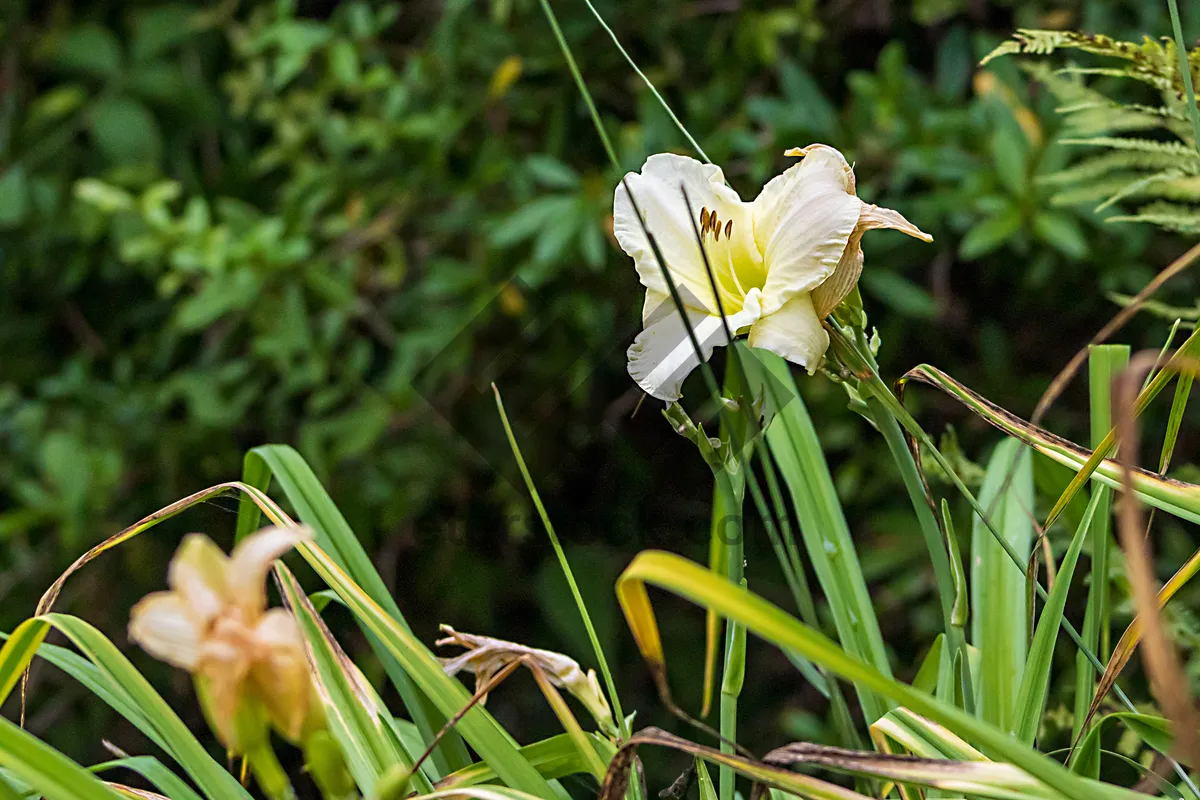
[614,145,931,400]
[437,625,616,736]
[128,526,315,751]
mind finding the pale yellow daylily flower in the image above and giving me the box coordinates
[437,625,617,736]
[128,526,314,750]
[614,145,932,400]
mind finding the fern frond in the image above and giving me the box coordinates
[1107,200,1200,232]
[1094,169,1185,210]
[1039,151,1189,186]
[1058,103,1172,136]
[981,29,1163,66]
[1052,65,1174,92]
[1059,136,1200,160]
[1048,175,1154,206]
[1140,174,1200,201]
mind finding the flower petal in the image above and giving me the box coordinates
[250,609,313,743]
[228,526,311,617]
[167,535,230,628]
[811,202,933,319]
[614,154,757,314]
[751,145,862,315]
[811,241,863,321]
[128,592,205,670]
[628,289,763,401]
[747,291,829,373]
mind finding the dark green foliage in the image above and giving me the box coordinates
[2,0,1200,768]
[987,28,1200,232]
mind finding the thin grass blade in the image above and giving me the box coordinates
[1012,492,1102,744]
[89,757,204,800]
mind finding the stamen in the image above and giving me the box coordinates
[714,220,721,242]
[700,207,710,233]
[724,220,733,240]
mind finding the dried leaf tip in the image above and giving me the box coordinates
[437,625,617,735]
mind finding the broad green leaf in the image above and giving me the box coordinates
[53,24,122,77]
[236,445,470,773]
[89,97,162,164]
[0,715,124,800]
[1074,344,1128,753]
[971,438,1032,731]
[296,539,556,798]
[275,564,433,797]
[438,734,616,789]
[759,351,891,723]
[616,550,1142,800]
[959,206,1022,260]
[90,757,203,800]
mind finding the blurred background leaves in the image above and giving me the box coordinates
[3,0,1200,770]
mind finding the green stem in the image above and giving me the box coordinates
[715,465,745,800]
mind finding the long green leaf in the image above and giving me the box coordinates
[42,614,249,800]
[1073,345,1128,751]
[236,444,470,774]
[0,715,125,800]
[902,364,1200,525]
[1073,711,1178,778]
[759,351,891,723]
[1,628,167,754]
[616,550,1144,800]
[1012,492,1101,744]
[295,539,557,798]
[1,615,249,800]
[438,734,616,789]
[275,564,432,797]
[0,617,51,706]
[971,439,1033,731]
[90,757,204,800]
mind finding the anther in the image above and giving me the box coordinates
[724,220,733,239]
[700,207,710,233]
